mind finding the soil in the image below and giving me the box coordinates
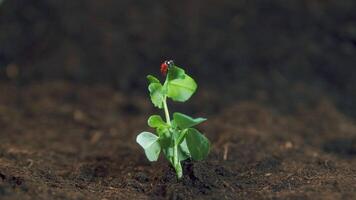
[0,81,356,200]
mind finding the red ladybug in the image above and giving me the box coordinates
[160,62,168,76]
[160,60,174,76]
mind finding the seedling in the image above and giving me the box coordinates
[136,60,210,179]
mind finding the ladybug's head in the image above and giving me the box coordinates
[160,60,174,76]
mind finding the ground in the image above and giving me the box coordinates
[1,81,356,200]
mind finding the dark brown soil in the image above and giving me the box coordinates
[1,81,356,200]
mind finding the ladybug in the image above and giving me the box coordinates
[160,60,174,76]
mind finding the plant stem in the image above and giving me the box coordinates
[163,96,182,179]
[163,96,171,125]
[174,157,183,179]
[173,138,183,179]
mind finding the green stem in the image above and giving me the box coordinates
[174,140,182,179]
[163,96,171,125]
[176,129,188,145]
[163,96,182,179]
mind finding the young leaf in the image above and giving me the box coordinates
[147,75,160,84]
[156,126,170,138]
[167,66,185,81]
[167,74,197,102]
[160,136,174,163]
[136,132,161,161]
[165,66,197,102]
[173,112,206,129]
[148,83,164,108]
[144,141,161,161]
[161,142,190,163]
[136,131,159,149]
[148,115,167,128]
[185,128,210,161]
[159,131,189,163]
[179,139,191,160]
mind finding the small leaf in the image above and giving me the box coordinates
[165,66,197,102]
[148,83,164,108]
[159,131,190,163]
[136,132,159,149]
[167,74,197,102]
[172,129,182,142]
[160,137,174,164]
[179,139,190,161]
[167,66,185,81]
[156,126,170,137]
[173,112,206,129]
[147,75,160,84]
[161,142,190,163]
[136,132,161,161]
[186,128,210,161]
[148,115,167,128]
[144,141,161,161]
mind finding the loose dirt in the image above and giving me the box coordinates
[1,82,356,200]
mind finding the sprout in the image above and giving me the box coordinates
[136,61,210,179]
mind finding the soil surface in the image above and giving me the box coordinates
[1,81,356,200]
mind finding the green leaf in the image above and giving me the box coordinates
[136,132,161,161]
[148,115,167,128]
[173,112,206,129]
[185,128,210,161]
[167,66,185,81]
[144,141,161,161]
[160,136,174,163]
[147,75,160,84]
[156,126,170,137]
[165,66,197,102]
[161,143,190,163]
[167,74,197,102]
[179,139,190,160]
[159,131,190,163]
[171,129,182,142]
[148,83,164,108]
[136,132,158,149]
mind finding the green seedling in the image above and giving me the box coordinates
[136,60,210,179]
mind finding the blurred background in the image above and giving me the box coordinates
[1,0,355,117]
